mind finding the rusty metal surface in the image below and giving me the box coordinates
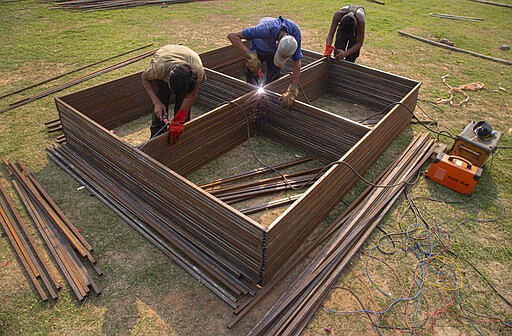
[50,46,421,302]
[49,0,212,11]
[247,134,437,335]
[1,160,102,302]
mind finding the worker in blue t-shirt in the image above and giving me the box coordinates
[228,16,303,109]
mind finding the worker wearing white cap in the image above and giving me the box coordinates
[228,16,303,108]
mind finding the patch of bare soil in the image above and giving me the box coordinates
[312,93,384,125]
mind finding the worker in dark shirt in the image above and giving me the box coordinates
[228,16,303,108]
[323,5,366,62]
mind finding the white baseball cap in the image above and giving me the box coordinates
[274,35,298,67]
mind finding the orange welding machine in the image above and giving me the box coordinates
[426,153,483,194]
[426,121,502,194]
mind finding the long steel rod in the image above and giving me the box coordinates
[398,30,512,65]
[0,182,61,293]
[200,156,313,190]
[0,210,48,301]
[0,49,156,114]
[0,43,153,100]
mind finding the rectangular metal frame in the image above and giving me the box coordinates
[54,45,420,291]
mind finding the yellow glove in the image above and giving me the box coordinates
[280,83,299,109]
[244,50,262,77]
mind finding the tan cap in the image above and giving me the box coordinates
[274,35,297,67]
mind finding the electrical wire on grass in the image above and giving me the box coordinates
[227,86,510,333]
[385,101,456,141]
[322,177,511,335]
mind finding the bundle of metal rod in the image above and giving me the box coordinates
[0,182,60,302]
[260,94,370,164]
[200,156,313,191]
[265,59,413,115]
[260,69,419,284]
[141,93,261,175]
[51,43,421,295]
[55,74,266,286]
[44,119,62,133]
[327,62,415,111]
[49,0,209,11]
[247,134,437,335]
[218,174,318,204]
[46,143,252,307]
[212,169,321,204]
[430,13,483,21]
[3,160,101,301]
[207,167,321,195]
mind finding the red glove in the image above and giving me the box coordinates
[323,45,334,57]
[257,67,264,79]
[169,109,188,144]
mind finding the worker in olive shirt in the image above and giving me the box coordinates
[227,16,302,109]
[141,45,206,143]
[323,5,366,62]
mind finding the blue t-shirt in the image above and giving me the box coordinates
[242,16,303,61]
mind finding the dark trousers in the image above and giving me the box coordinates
[149,80,189,138]
[334,32,360,63]
[245,53,281,86]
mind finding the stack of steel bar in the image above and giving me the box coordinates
[208,168,322,204]
[199,156,314,191]
[246,133,437,335]
[45,119,62,133]
[50,45,420,299]
[47,0,209,11]
[260,94,370,163]
[2,160,102,301]
[46,143,256,307]
[327,61,416,111]
[260,63,420,284]
[0,180,60,302]
[141,93,261,175]
[264,58,415,114]
[54,70,267,292]
[200,157,317,207]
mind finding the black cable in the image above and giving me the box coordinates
[382,101,455,141]
[229,98,417,192]
[447,249,512,308]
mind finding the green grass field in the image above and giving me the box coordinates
[0,1,510,335]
